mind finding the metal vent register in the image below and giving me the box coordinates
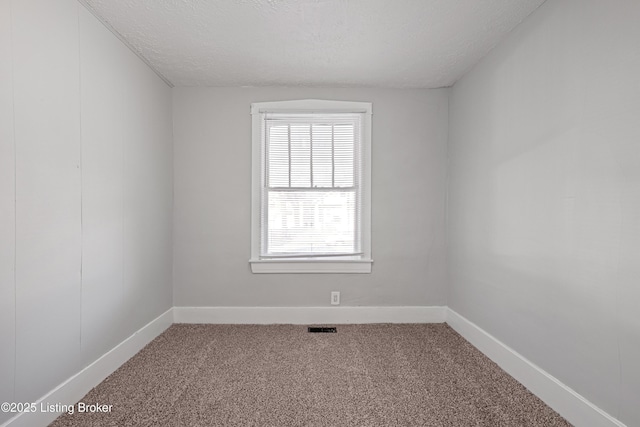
[308,327,337,333]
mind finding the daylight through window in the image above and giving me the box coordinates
[262,113,362,258]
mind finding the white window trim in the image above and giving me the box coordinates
[250,99,373,274]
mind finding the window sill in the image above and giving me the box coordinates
[249,258,373,274]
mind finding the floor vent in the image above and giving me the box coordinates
[308,327,337,333]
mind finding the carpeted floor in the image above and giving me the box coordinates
[50,324,571,426]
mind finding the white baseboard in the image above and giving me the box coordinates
[173,306,447,325]
[445,309,626,427]
[1,308,173,427]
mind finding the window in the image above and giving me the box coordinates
[250,99,372,273]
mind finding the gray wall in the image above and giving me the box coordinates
[0,1,173,421]
[173,87,448,307]
[448,0,640,425]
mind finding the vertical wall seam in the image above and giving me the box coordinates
[443,88,451,306]
[121,62,125,314]
[9,0,17,402]
[77,2,83,351]
[170,90,175,308]
[614,198,624,420]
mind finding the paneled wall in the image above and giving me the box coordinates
[0,0,16,413]
[0,1,173,423]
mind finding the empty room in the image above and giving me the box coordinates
[1,0,638,426]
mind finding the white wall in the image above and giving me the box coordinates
[448,0,640,425]
[173,87,448,307]
[0,1,173,423]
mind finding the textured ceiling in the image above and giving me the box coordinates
[81,0,545,88]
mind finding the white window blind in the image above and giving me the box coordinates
[260,113,363,258]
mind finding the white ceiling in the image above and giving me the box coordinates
[81,0,545,88]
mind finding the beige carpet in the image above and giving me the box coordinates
[50,324,571,426]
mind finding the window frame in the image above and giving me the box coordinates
[250,99,373,274]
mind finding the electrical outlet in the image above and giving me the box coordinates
[331,291,340,305]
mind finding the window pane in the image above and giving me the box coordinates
[260,111,365,261]
[266,190,356,255]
